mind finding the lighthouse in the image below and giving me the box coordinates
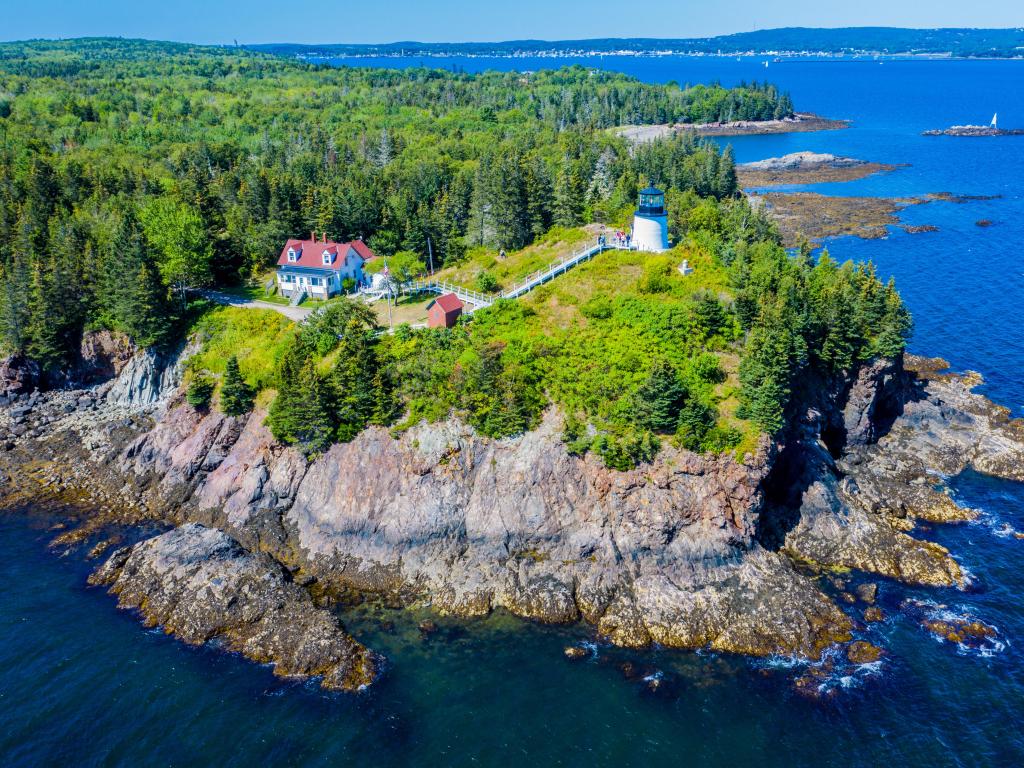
[631,186,670,252]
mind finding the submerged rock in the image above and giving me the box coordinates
[863,606,886,623]
[90,524,380,691]
[856,583,878,604]
[846,641,883,664]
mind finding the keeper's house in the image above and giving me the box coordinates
[276,233,376,299]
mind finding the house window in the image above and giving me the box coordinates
[310,277,322,287]
[280,273,294,283]
[322,250,333,265]
[287,248,297,262]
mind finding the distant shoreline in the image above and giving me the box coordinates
[309,52,1024,62]
[619,113,848,144]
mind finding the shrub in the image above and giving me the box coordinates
[476,270,500,293]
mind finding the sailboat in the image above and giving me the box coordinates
[991,113,998,129]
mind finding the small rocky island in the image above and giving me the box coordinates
[738,151,898,187]
[923,125,1024,137]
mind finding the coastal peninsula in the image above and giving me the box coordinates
[620,113,848,144]
[737,152,898,187]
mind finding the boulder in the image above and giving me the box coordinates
[0,355,40,397]
[863,606,885,623]
[846,640,883,664]
[75,330,137,384]
[855,582,878,604]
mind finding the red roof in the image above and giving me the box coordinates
[429,293,464,314]
[276,236,377,271]
[348,240,376,261]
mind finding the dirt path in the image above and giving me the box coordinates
[200,290,313,322]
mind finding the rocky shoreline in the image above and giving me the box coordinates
[619,113,848,144]
[738,152,900,188]
[749,192,933,247]
[2,340,1023,692]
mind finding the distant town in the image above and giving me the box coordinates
[249,27,1024,60]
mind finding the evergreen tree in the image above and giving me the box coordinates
[491,150,531,250]
[102,213,173,348]
[24,261,64,372]
[332,320,379,441]
[553,160,586,227]
[632,359,688,433]
[0,258,30,353]
[220,355,254,416]
[676,398,717,451]
[267,341,336,457]
[524,158,554,239]
[186,373,215,410]
[716,145,738,198]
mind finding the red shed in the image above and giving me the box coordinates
[427,293,463,328]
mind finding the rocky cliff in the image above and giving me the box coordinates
[2,345,1023,689]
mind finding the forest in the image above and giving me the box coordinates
[0,39,908,467]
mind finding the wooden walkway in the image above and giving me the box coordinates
[400,240,635,310]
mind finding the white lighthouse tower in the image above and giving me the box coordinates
[631,185,670,252]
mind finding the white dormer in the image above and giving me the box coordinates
[287,247,297,262]
[322,250,333,265]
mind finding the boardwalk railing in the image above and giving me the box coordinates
[500,241,633,300]
[394,240,637,311]
[402,279,495,308]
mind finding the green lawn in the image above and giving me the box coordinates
[434,226,598,291]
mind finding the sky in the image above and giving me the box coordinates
[1,0,1021,44]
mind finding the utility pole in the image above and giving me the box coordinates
[427,236,434,276]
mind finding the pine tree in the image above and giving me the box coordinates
[103,213,173,348]
[632,360,688,433]
[553,160,586,227]
[296,358,337,456]
[524,158,554,239]
[0,259,30,353]
[267,341,337,457]
[220,355,254,416]
[25,260,64,372]
[491,150,531,250]
[716,145,738,198]
[186,373,215,410]
[332,320,379,441]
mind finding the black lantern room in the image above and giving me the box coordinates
[637,186,665,216]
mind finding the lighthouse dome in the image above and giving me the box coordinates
[632,186,669,252]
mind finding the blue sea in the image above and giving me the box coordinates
[3,56,1024,767]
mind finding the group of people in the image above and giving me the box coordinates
[597,230,631,249]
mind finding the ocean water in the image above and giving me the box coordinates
[3,57,1024,767]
